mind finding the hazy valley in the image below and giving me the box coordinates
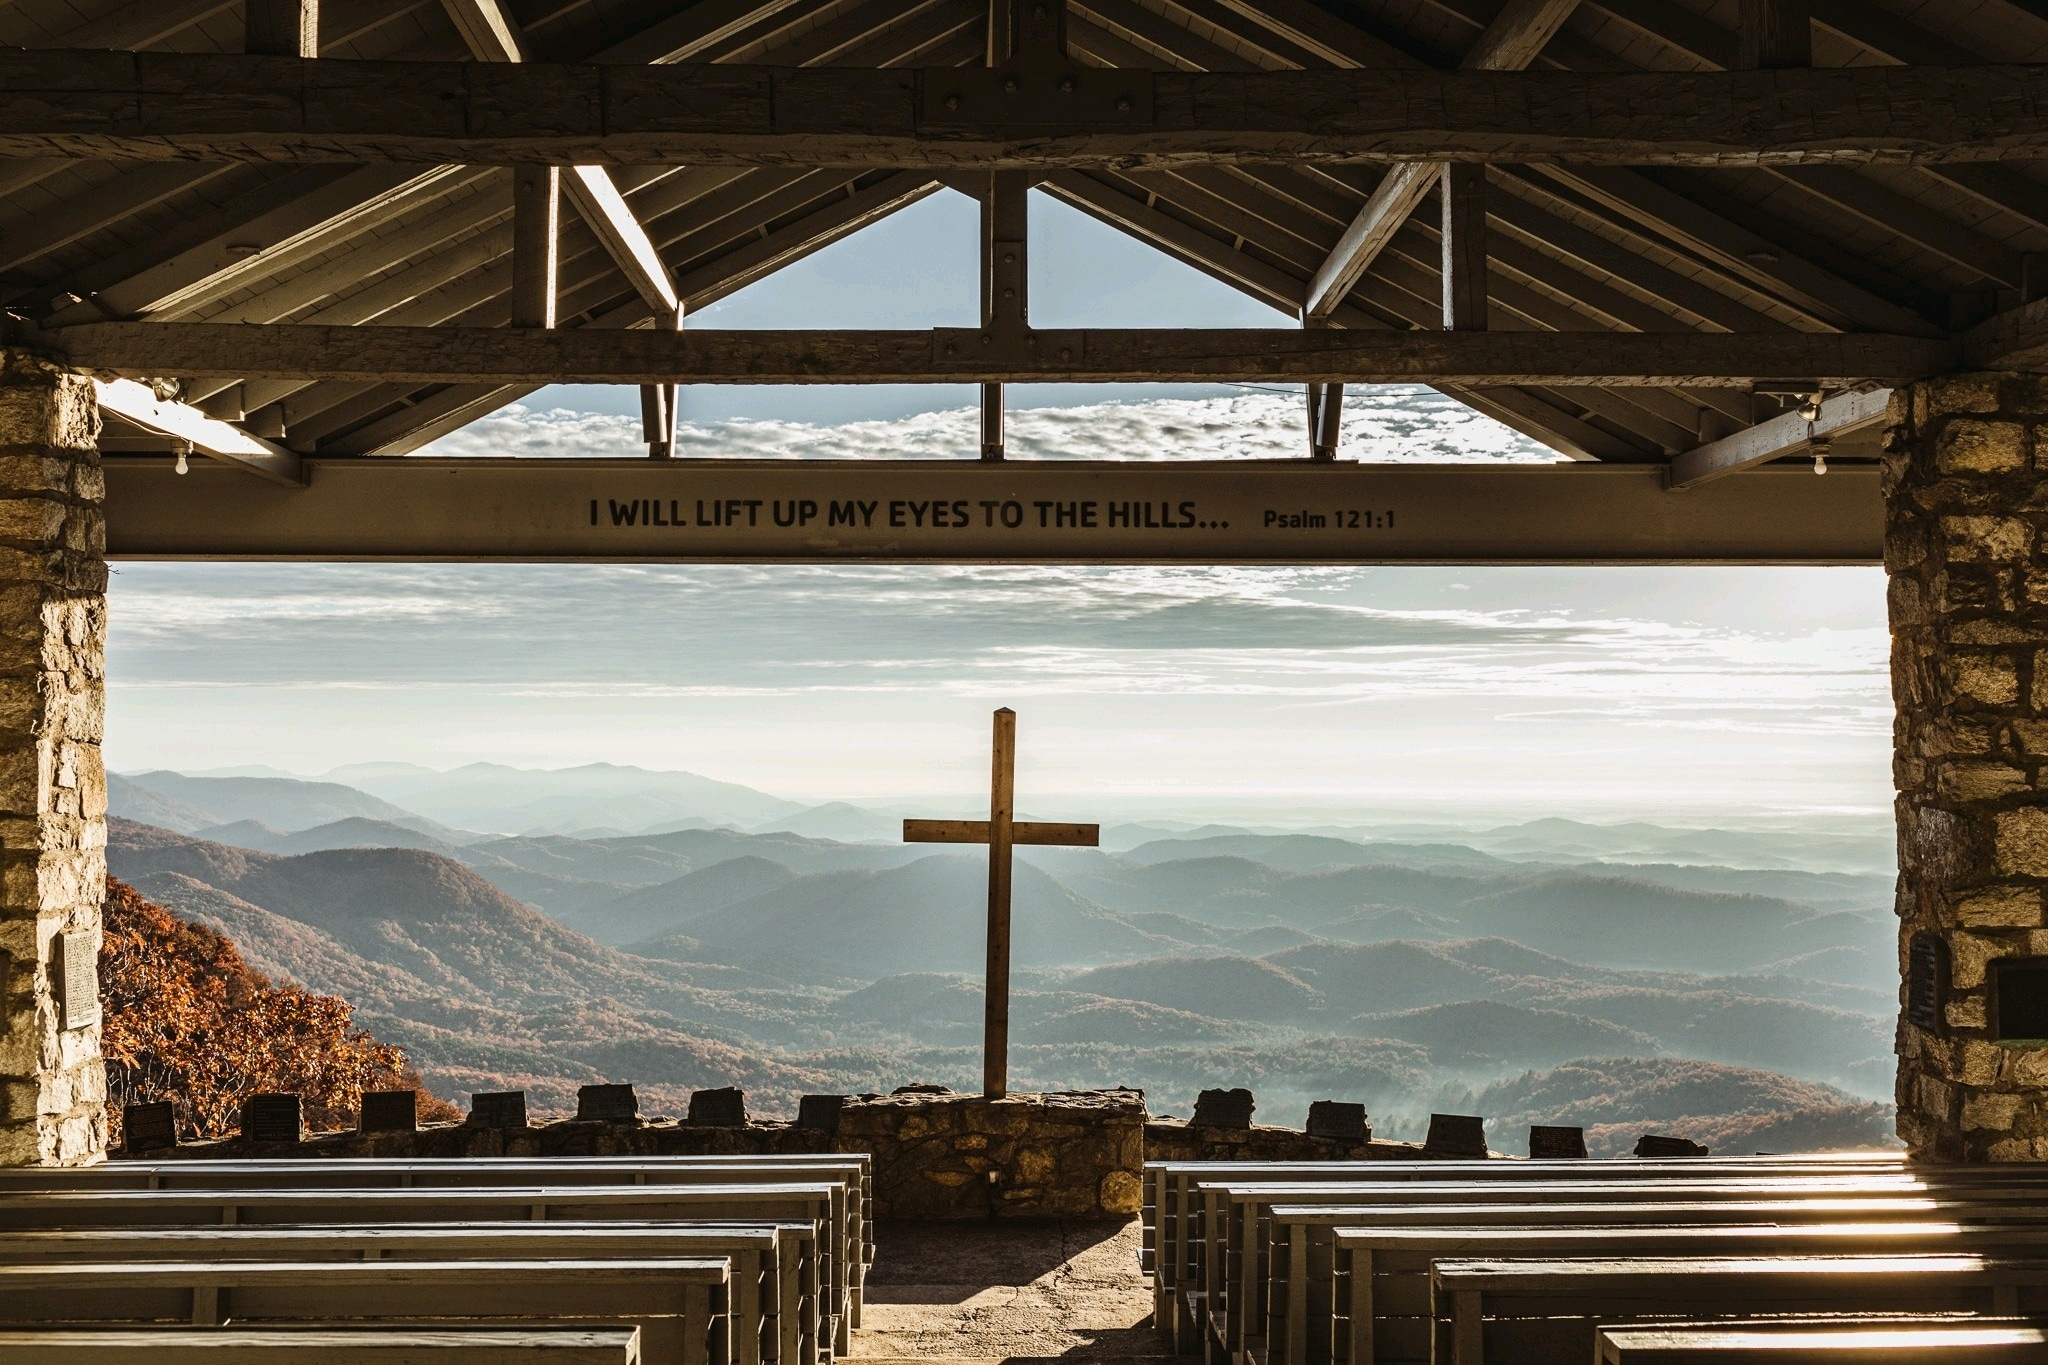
[107,762,1902,1154]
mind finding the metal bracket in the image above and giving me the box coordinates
[918,63,1152,129]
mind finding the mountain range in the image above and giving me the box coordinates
[105,766,1904,1146]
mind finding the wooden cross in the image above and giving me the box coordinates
[903,707,1099,1098]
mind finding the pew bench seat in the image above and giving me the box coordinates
[0,1327,645,1364]
[1433,1255,2048,1365]
[1596,1318,2048,1363]
[0,1258,730,1365]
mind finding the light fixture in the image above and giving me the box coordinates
[173,440,190,475]
[1810,435,1829,476]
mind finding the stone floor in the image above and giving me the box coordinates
[847,1217,1169,1363]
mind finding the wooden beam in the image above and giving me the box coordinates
[1739,0,1810,69]
[246,0,317,57]
[1441,163,1488,331]
[93,379,304,486]
[510,165,559,329]
[1966,295,2048,372]
[99,457,1885,564]
[1666,387,1889,489]
[1301,0,1576,319]
[4,57,2046,168]
[905,820,1100,845]
[36,321,1958,384]
[440,0,681,319]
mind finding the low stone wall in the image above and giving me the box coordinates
[843,1088,1146,1219]
[1142,1118,1431,1162]
[145,1088,1151,1220]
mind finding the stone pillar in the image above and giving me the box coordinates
[0,353,105,1165]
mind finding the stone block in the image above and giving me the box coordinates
[1424,1112,1488,1157]
[1958,886,2045,928]
[1941,515,2032,563]
[467,1090,527,1130]
[1950,763,2031,802]
[1995,810,2048,878]
[1949,995,1990,1029]
[1305,1100,1368,1144]
[686,1087,746,1127]
[1192,1087,1254,1129]
[1938,420,2030,474]
[1098,1168,1142,1213]
[1954,652,2020,706]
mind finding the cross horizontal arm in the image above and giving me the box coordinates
[905,819,1101,846]
[37,323,1958,386]
[0,54,2042,167]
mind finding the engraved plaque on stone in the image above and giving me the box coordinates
[797,1094,846,1134]
[1305,1100,1367,1145]
[359,1089,417,1134]
[1192,1087,1254,1129]
[1424,1112,1488,1157]
[577,1083,640,1124]
[467,1090,527,1129]
[688,1086,747,1127]
[241,1092,301,1144]
[54,930,98,1031]
[123,1101,177,1154]
[1528,1124,1587,1159]
[1634,1132,1709,1158]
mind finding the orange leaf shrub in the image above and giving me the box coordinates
[99,877,458,1142]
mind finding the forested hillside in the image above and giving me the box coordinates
[107,766,1904,1149]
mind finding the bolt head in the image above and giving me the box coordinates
[1115,94,1132,112]
[1058,76,1076,93]
[1002,75,1020,93]
[944,92,962,110]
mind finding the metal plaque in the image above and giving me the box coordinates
[467,1090,528,1129]
[1305,1100,1368,1145]
[358,1089,418,1133]
[241,1092,302,1144]
[1424,1112,1487,1157]
[123,1100,178,1154]
[687,1086,748,1127]
[1528,1124,1587,1159]
[797,1094,846,1134]
[577,1083,640,1124]
[1191,1087,1255,1130]
[55,931,98,1031]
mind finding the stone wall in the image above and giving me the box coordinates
[147,1088,1150,1219]
[1888,372,2048,1160]
[0,353,104,1166]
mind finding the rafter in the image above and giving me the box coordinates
[1666,387,1888,488]
[92,378,304,484]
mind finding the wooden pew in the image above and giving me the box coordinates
[1193,1176,1986,1361]
[0,1220,809,1365]
[1149,1159,1930,1346]
[1596,1318,2048,1363]
[1431,1254,2048,1365]
[0,1156,872,1327]
[1144,1156,1911,1319]
[0,1183,850,1354]
[0,1259,729,1365]
[1323,1223,2048,1365]
[0,1327,647,1364]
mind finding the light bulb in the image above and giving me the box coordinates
[174,442,189,475]
[1813,449,1827,475]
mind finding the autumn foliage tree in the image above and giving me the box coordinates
[99,877,457,1141]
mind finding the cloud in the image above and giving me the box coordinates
[419,389,1558,464]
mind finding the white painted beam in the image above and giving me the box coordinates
[1665,387,1889,490]
[93,379,305,487]
[1302,0,1580,320]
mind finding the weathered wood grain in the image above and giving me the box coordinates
[38,322,1959,384]
[0,55,2044,166]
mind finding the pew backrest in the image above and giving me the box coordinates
[0,1327,645,1365]
[1595,1319,2048,1364]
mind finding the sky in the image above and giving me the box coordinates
[104,189,1897,829]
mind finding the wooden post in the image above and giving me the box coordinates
[1440,163,1489,332]
[1314,382,1343,459]
[1739,0,1811,69]
[984,706,1016,1098]
[981,173,1029,461]
[246,0,317,55]
[510,165,559,330]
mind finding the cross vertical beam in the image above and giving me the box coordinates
[1441,164,1489,331]
[984,706,1016,1098]
[246,0,317,55]
[511,165,559,330]
[1740,0,1812,69]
